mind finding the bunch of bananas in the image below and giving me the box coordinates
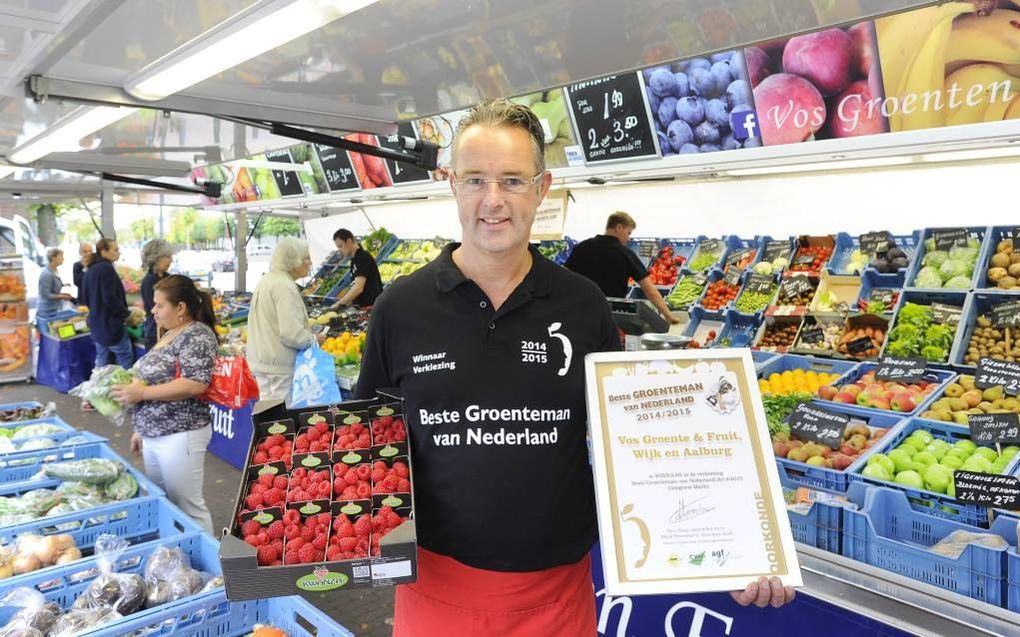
[878,1,1020,131]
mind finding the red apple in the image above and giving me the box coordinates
[782,28,854,96]
[890,392,917,413]
[834,392,857,405]
[830,454,854,471]
[842,385,862,398]
[818,385,838,401]
[869,398,891,411]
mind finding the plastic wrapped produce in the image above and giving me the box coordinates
[103,472,138,500]
[59,435,89,447]
[143,545,204,608]
[914,266,943,288]
[72,534,145,616]
[43,458,122,485]
[0,588,62,634]
[10,423,65,441]
[69,365,136,425]
[48,607,122,637]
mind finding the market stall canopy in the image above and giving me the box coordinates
[0,0,944,180]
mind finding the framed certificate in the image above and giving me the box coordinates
[585,349,802,596]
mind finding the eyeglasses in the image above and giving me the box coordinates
[453,172,545,194]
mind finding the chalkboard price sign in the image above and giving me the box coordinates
[377,123,432,185]
[991,300,1020,329]
[874,356,926,384]
[265,149,305,197]
[313,144,360,193]
[780,276,813,300]
[932,229,969,250]
[762,240,791,263]
[566,73,658,164]
[954,471,1020,508]
[931,303,962,326]
[785,403,849,450]
[859,231,893,256]
[967,412,1020,445]
[976,357,1020,397]
[746,274,775,295]
[723,268,742,287]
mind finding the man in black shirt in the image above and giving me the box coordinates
[355,99,793,636]
[566,211,680,324]
[330,228,383,308]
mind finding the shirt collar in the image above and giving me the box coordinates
[434,243,553,298]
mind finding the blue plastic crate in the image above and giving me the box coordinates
[842,482,1014,605]
[753,235,795,273]
[0,415,75,438]
[906,226,989,290]
[323,270,354,299]
[681,236,726,273]
[719,236,760,273]
[0,430,107,475]
[950,290,1020,370]
[733,272,779,317]
[716,310,762,348]
[775,402,907,494]
[880,289,970,368]
[536,238,575,265]
[693,268,742,314]
[789,235,837,275]
[854,270,905,314]
[0,495,200,552]
[0,447,164,501]
[828,231,920,277]
[977,226,1020,290]
[96,590,355,637]
[0,531,222,624]
[751,349,778,372]
[780,473,844,553]
[682,306,727,346]
[756,353,856,381]
[815,363,954,417]
[851,418,1010,527]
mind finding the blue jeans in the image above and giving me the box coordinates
[94,332,134,369]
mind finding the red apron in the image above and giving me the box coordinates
[393,548,597,636]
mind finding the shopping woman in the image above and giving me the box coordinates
[37,247,74,319]
[248,237,318,402]
[111,274,218,533]
[140,239,174,350]
[80,238,134,368]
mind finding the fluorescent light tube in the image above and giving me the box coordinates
[919,147,1020,163]
[8,106,137,165]
[727,156,912,176]
[124,0,376,101]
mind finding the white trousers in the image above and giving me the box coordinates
[141,426,215,533]
[253,371,293,403]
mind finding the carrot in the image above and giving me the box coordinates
[348,150,373,189]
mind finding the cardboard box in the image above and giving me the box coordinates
[220,391,417,601]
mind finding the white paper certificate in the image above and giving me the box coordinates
[585,349,801,596]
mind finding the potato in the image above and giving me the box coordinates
[1010,263,1020,278]
[999,275,1018,289]
[998,240,1014,253]
[992,252,1012,268]
[989,266,1009,282]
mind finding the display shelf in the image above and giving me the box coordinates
[950,289,1020,370]
[977,225,1020,290]
[828,231,919,277]
[854,270,904,315]
[880,289,970,369]
[752,234,795,274]
[757,353,856,380]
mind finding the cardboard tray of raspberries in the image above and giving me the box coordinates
[219,390,417,601]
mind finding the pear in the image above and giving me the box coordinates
[944,383,964,398]
[954,412,971,425]
[934,410,954,422]
[948,398,969,412]
[960,376,976,391]
[978,401,994,412]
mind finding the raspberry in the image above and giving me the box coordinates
[316,422,329,434]
[354,515,372,537]
[338,523,356,538]
[298,544,317,563]
[284,509,301,525]
[356,484,371,499]
[265,489,284,506]
[338,536,359,552]
[371,469,386,483]
[334,464,348,477]
[285,549,300,564]
[301,526,316,542]
[252,451,269,464]
[273,476,288,490]
[398,479,411,492]
[288,537,306,551]
[245,536,260,548]
[306,429,320,442]
[326,545,343,561]
[258,473,275,487]
[250,483,268,496]
[312,535,328,550]
[257,544,278,565]
[241,519,261,537]
[394,462,409,478]
[373,461,387,471]
[267,520,285,540]
[245,494,262,510]
[285,524,301,540]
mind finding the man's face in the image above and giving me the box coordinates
[449,125,550,258]
[335,238,356,258]
[615,224,634,245]
[80,244,93,261]
[102,241,120,262]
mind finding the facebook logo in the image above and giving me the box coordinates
[731,109,760,141]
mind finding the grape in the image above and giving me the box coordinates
[679,143,701,154]
[649,68,678,97]
[721,134,741,151]
[674,72,690,97]
[694,121,721,145]
[657,96,678,127]
[666,120,694,152]
[705,99,730,129]
[690,68,719,98]
[676,96,705,126]
[725,79,752,110]
[646,88,661,116]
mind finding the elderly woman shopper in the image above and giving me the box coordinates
[247,237,320,402]
[80,238,134,368]
[111,274,218,532]
[140,239,174,350]
[37,247,74,319]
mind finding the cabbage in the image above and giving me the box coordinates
[923,250,949,269]
[915,266,943,288]
[752,262,773,275]
[945,275,971,289]
[939,259,971,281]
[948,245,979,264]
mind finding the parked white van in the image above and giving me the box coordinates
[0,215,45,309]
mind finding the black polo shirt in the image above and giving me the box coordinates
[355,243,619,572]
[565,234,648,297]
[350,247,383,307]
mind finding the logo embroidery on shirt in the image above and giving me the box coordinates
[547,322,573,376]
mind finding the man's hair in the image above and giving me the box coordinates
[606,212,636,230]
[452,98,546,173]
[333,229,355,243]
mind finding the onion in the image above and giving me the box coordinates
[13,553,40,574]
[51,534,75,553]
[0,563,13,579]
[55,546,82,564]
[32,536,59,565]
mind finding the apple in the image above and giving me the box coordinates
[912,451,938,469]
[923,444,946,461]
[848,434,868,450]
[818,385,838,401]
[839,443,858,457]
[890,392,918,413]
[833,392,857,405]
[923,465,952,494]
[867,453,895,476]
[973,447,998,463]
[806,456,829,467]
[910,430,934,446]
[774,431,791,442]
[830,453,854,471]
[787,448,809,463]
[940,455,963,470]
[894,470,925,490]
[861,464,891,481]
[773,442,790,458]
[843,385,863,398]
[856,392,872,407]
[869,398,891,411]
[888,449,914,473]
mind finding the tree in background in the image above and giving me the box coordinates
[29,202,84,246]
[257,216,301,238]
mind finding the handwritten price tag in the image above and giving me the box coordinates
[874,356,926,384]
[785,403,849,450]
[967,413,1020,445]
[954,471,1020,507]
[976,358,1020,397]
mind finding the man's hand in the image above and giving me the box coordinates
[730,576,795,608]
[329,301,349,311]
[666,312,682,325]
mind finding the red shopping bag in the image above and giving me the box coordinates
[177,355,260,409]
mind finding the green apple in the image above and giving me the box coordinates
[895,470,925,490]
[947,448,970,461]
[973,447,999,463]
[962,455,993,473]
[923,465,953,494]
[862,464,892,481]
[923,444,946,460]
[888,449,915,473]
[912,451,938,468]
[947,480,956,498]
[896,445,918,457]
[904,437,928,452]
[1002,446,1020,459]
[953,440,977,454]
[940,455,963,470]
[867,454,896,476]
[910,430,934,445]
